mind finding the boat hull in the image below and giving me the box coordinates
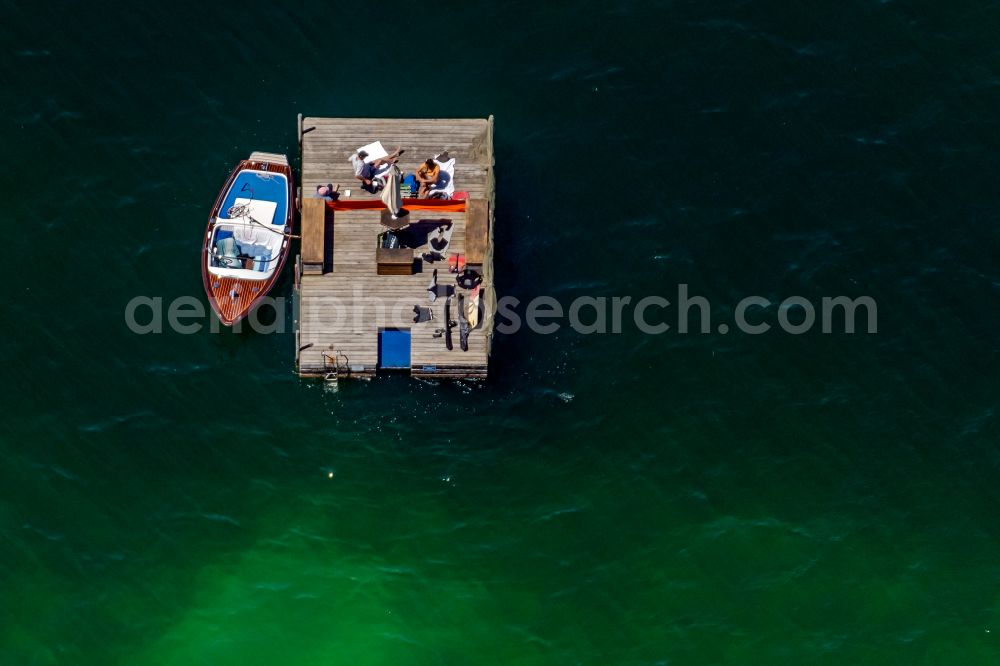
[202,157,295,326]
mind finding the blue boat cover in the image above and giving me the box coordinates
[220,170,288,225]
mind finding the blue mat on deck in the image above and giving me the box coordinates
[379,329,411,369]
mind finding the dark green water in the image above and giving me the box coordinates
[3,1,1000,663]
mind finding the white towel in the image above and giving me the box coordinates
[355,141,388,162]
[428,158,456,199]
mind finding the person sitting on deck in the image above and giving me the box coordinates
[350,147,404,194]
[414,158,441,199]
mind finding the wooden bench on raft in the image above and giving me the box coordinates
[465,199,488,269]
[301,197,326,275]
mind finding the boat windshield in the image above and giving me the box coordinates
[207,221,283,278]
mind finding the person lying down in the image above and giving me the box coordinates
[350,147,404,194]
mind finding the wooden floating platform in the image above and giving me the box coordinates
[294,116,496,380]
